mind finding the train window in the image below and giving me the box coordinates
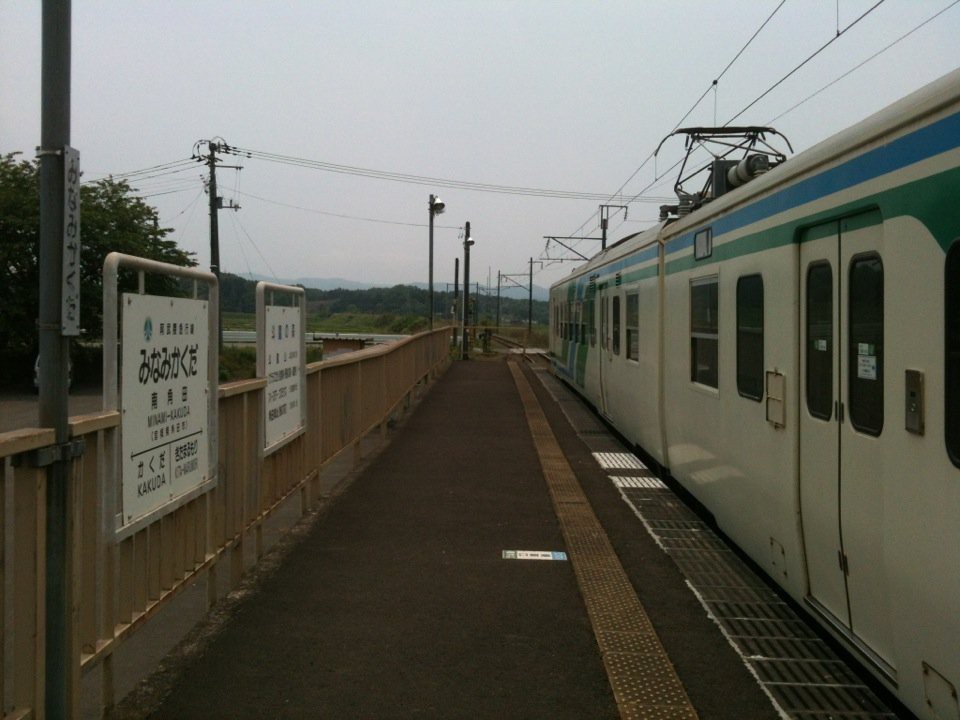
[626,293,640,360]
[612,295,621,355]
[946,241,960,465]
[589,294,597,347]
[690,276,718,388]
[848,253,883,436]
[600,296,608,350]
[694,228,713,260]
[736,274,764,400]
[806,262,833,421]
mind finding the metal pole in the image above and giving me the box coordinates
[461,221,471,360]
[528,257,533,334]
[39,1,73,715]
[208,142,222,348]
[453,258,459,345]
[601,207,608,250]
[428,194,435,330]
[496,271,501,330]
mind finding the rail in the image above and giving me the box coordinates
[0,327,451,719]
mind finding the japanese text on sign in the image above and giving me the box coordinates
[121,293,209,526]
[62,146,81,335]
[263,304,305,451]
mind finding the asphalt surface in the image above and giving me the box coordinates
[113,358,778,719]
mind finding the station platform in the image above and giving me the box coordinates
[109,356,900,719]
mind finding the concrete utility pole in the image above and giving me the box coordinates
[453,258,459,345]
[461,221,472,360]
[428,194,445,330]
[496,270,501,330]
[38,1,79,716]
[528,257,534,333]
[202,140,240,348]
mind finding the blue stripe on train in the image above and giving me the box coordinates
[667,110,960,254]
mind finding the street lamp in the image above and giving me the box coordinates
[461,221,473,360]
[428,194,445,330]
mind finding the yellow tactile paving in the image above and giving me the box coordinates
[508,361,699,720]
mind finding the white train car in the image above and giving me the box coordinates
[549,68,960,718]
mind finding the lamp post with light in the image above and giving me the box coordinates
[461,221,473,359]
[428,194,445,329]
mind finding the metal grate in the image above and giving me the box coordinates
[582,438,899,720]
[536,369,900,720]
[593,452,647,470]
[610,476,666,489]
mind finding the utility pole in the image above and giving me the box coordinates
[207,142,220,284]
[427,194,445,330]
[528,257,534,333]
[453,257,459,345]
[461,221,472,360]
[200,140,241,348]
[38,1,78,716]
[496,270,501,330]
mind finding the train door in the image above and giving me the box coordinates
[799,212,894,671]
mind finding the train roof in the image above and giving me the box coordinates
[659,66,960,241]
[550,66,960,294]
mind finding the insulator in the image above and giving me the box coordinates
[726,154,770,188]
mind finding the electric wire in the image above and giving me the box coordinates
[83,158,198,184]
[231,212,278,279]
[725,0,887,125]
[547,0,890,268]
[550,1,789,265]
[223,145,661,202]
[766,0,960,126]
[234,189,463,230]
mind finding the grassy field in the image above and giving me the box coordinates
[223,311,427,334]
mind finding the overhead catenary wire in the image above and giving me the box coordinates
[725,0,887,125]
[551,1,789,264]
[766,0,960,126]
[222,145,668,202]
[548,0,897,269]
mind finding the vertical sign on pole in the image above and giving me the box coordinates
[61,145,81,335]
[257,282,307,455]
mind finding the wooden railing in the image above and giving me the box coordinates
[0,328,451,719]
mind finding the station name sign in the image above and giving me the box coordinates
[257,282,307,456]
[121,293,209,525]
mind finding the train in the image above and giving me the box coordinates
[548,68,960,719]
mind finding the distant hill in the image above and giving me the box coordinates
[246,273,550,301]
[220,272,548,325]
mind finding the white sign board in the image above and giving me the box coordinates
[61,146,81,335]
[121,293,209,526]
[263,304,305,451]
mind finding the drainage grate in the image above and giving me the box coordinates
[581,439,900,720]
[538,369,900,720]
[593,452,647,470]
[610,476,666,489]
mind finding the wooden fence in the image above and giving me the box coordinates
[0,328,451,719]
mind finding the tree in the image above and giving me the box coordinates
[0,152,194,366]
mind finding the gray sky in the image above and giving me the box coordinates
[3,1,960,291]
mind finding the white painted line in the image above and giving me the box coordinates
[610,475,666,489]
[502,550,568,561]
[592,452,647,470]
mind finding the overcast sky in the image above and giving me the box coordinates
[3,1,960,291]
